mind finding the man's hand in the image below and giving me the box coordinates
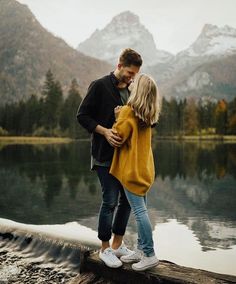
[104,128,122,147]
[95,125,122,147]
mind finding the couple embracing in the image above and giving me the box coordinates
[77,48,161,271]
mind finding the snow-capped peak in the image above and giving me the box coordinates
[110,11,140,26]
[178,24,236,57]
[77,11,174,67]
[201,24,236,38]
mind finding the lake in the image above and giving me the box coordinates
[0,140,236,276]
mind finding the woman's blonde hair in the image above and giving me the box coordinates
[127,74,162,126]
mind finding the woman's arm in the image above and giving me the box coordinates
[112,107,133,144]
[114,105,122,121]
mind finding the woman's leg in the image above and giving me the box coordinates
[124,189,155,257]
[136,195,147,251]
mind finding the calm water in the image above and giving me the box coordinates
[0,141,236,275]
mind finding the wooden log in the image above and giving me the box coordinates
[69,250,236,284]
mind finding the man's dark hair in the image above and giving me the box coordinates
[119,48,142,67]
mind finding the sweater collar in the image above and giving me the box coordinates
[110,72,120,87]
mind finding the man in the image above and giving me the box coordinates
[77,48,142,268]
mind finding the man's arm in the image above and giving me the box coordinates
[76,81,99,133]
[77,81,122,147]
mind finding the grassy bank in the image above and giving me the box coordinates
[0,136,74,145]
[1,135,236,145]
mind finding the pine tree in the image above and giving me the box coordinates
[183,97,199,135]
[156,97,169,135]
[169,97,179,135]
[19,95,41,134]
[178,99,187,135]
[42,70,63,132]
[60,78,87,138]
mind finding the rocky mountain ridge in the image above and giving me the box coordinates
[77,12,236,101]
[77,11,174,67]
[0,0,111,105]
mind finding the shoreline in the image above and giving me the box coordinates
[0,135,236,145]
[0,136,74,145]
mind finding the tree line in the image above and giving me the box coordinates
[0,70,236,137]
[0,70,87,138]
[156,96,236,136]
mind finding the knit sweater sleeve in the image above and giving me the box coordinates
[76,80,99,133]
[113,107,133,144]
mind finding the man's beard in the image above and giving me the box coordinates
[120,75,131,85]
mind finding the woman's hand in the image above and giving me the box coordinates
[114,105,122,120]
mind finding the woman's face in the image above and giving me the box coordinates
[128,73,142,93]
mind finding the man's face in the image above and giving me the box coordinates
[118,64,140,85]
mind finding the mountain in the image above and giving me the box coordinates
[151,24,236,100]
[77,11,174,67]
[178,24,236,58]
[160,53,236,101]
[0,0,112,105]
[171,24,236,75]
[1,1,235,104]
[152,24,236,80]
[77,11,236,101]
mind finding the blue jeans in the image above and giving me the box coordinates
[124,189,155,257]
[96,166,131,241]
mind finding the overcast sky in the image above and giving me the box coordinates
[17,0,236,54]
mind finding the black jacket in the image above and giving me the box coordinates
[77,73,127,162]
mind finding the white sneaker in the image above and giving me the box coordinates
[99,248,123,268]
[120,248,143,263]
[132,255,159,271]
[113,244,134,258]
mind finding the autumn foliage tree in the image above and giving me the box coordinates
[215,99,228,134]
[228,98,236,134]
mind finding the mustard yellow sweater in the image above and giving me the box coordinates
[109,105,155,196]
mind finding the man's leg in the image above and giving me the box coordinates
[96,166,121,251]
[112,234,123,250]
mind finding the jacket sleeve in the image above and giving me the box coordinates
[76,81,99,133]
[113,108,132,144]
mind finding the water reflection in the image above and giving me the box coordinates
[0,141,236,254]
[0,142,100,223]
[153,219,236,276]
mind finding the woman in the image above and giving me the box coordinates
[109,74,162,271]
